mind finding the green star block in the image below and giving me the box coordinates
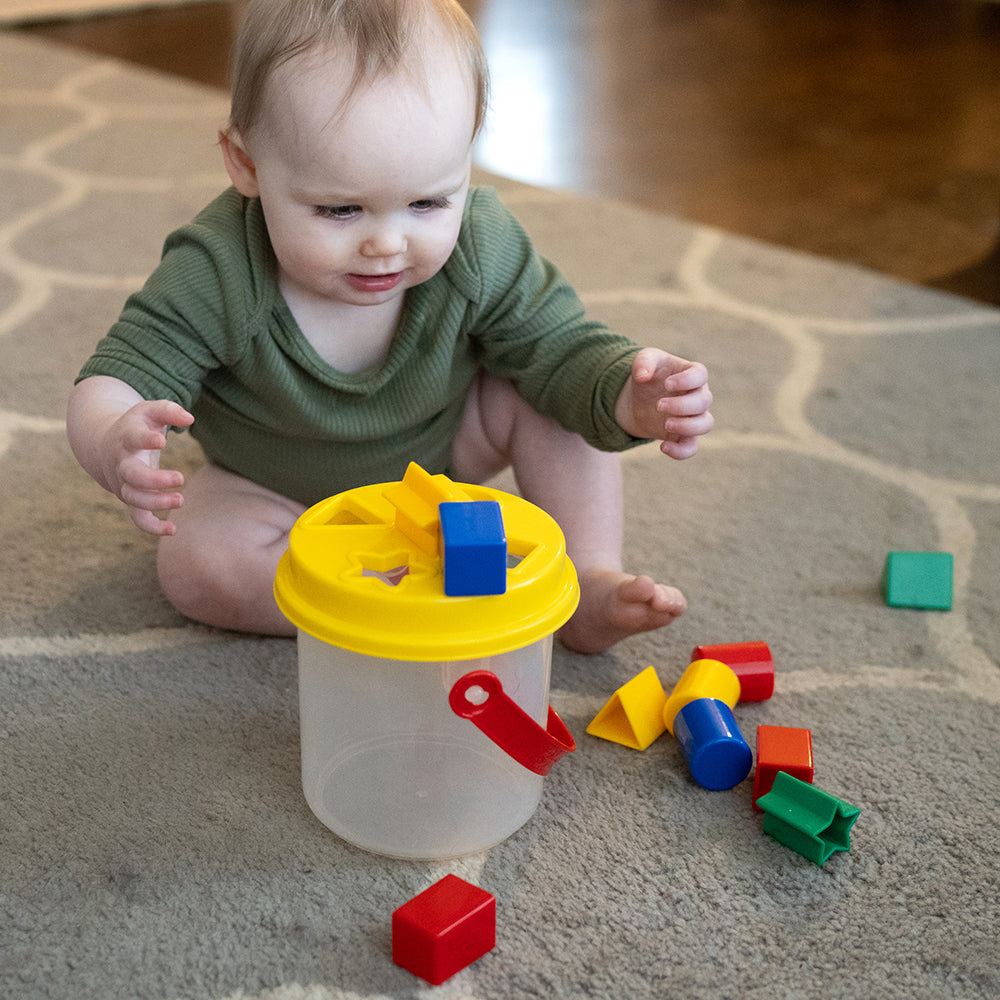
[881,551,953,610]
[757,771,860,865]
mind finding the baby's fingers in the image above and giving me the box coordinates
[116,457,184,512]
[118,400,192,449]
[663,410,715,439]
[128,505,179,537]
[121,466,185,535]
[631,347,669,383]
[663,361,710,393]
[120,480,185,512]
[121,457,184,491]
[120,423,169,454]
[657,384,713,417]
[660,434,702,460]
[119,470,184,510]
[139,398,195,431]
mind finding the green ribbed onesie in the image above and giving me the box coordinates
[77,186,645,506]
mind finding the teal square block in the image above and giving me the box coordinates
[881,551,953,610]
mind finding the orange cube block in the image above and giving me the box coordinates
[753,724,814,810]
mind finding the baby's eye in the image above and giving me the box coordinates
[315,204,361,220]
[410,197,451,213]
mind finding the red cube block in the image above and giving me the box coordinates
[693,641,774,702]
[753,724,814,810]
[392,874,496,985]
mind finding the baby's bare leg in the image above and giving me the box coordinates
[157,464,305,634]
[452,374,685,654]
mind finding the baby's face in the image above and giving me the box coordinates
[242,42,476,311]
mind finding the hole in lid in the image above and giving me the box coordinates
[325,509,367,526]
[464,684,490,706]
[324,500,375,526]
[361,564,410,586]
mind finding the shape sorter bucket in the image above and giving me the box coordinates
[274,464,580,859]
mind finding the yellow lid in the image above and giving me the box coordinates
[273,464,580,660]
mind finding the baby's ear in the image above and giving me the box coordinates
[219,128,259,197]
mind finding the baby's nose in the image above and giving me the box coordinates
[360,227,407,258]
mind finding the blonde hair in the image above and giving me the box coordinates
[227,0,489,139]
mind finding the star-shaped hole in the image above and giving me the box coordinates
[362,564,410,587]
[348,550,413,588]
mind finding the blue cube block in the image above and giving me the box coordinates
[439,501,507,597]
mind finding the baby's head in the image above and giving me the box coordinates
[227,0,489,144]
[219,0,490,313]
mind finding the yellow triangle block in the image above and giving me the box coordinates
[586,666,668,750]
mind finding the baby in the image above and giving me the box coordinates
[66,0,713,654]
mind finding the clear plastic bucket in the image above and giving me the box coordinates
[297,635,551,858]
[275,464,579,859]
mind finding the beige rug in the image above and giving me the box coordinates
[3,29,1000,1000]
[0,0,206,25]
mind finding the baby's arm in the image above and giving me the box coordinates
[614,347,714,459]
[67,375,195,535]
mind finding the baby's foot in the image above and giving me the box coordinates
[559,569,686,654]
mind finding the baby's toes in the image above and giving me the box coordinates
[617,573,658,604]
[651,583,686,616]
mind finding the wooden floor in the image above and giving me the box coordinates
[19,0,1000,304]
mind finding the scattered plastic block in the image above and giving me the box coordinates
[753,725,814,810]
[439,500,507,596]
[672,697,753,790]
[662,658,741,734]
[392,874,496,985]
[692,641,774,701]
[757,771,860,865]
[881,551,953,610]
[587,665,668,750]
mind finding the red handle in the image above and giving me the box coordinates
[449,670,576,776]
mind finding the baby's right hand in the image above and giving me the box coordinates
[100,399,194,536]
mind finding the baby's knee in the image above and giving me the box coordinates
[467,372,567,446]
[156,533,256,628]
[156,535,221,626]
[477,372,545,426]
[155,523,296,635]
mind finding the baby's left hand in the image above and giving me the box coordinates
[615,347,714,459]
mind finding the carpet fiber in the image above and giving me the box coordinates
[2,32,1000,1000]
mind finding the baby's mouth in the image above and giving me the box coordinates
[347,272,404,293]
